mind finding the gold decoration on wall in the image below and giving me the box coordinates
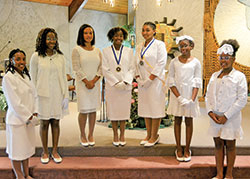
[203,0,250,99]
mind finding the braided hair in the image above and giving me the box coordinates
[6,49,31,80]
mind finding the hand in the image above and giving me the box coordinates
[218,115,228,124]
[142,78,152,88]
[33,113,38,117]
[208,111,220,124]
[62,98,69,110]
[177,96,190,106]
[115,82,126,90]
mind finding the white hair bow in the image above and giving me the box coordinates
[217,44,234,55]
[176,35,194,44]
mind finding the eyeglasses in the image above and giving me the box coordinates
[46,38,57,42]
[218,56,232,61]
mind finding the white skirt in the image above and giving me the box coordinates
[106,88,131,121]
[6,124,36,160]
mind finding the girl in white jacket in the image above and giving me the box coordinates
[206,39,247,179]
[3,49,38,179]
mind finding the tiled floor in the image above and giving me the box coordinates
[0,101,250,148]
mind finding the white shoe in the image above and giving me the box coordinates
[80,141,89,147]
[112,141,120,147]
[140,140,148,145]
[40,154,50,164]
[175,150,184,162]
[144,136,160,147]
[51,153,62,163]
[119,141,126,146]
[184,150,192,162]
[88,141,95,146]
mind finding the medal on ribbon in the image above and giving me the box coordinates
[111,45,123,72]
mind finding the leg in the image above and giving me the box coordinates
[22,158,33,179]
[148,118,161,143]
[174,116,183,157]
[119,120,126,142]
[40,120,50,159]
[112,121,119,142]
[143,118,152,141]
[88,112,96,142]
[225,140,236,179]
[213,137,225,179]
[184,117,193,158]
[51,119,60,158]
[11,160,25,179]
[78,113,88,143]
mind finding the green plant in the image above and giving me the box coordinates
[0,87,7,112]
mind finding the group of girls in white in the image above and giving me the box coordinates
[2,21,247,179]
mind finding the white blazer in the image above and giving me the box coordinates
[29,52,69,99]
[2,72,37,125]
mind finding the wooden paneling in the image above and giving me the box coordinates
[21,0,128,14]
[21,0,72,6]
[69,0,86,22]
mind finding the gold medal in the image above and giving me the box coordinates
[116,66,121,72]
[139,61,144,66]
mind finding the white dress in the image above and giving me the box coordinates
[102,46,135,121]
[136,38,167,118]
[2,72,37,160]
[72,46,102,113]
[205,68,247,140]
[166,57,202,118]
[30,52,69,120]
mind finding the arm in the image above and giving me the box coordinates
[89,49,102,88]
[191,60,202,101]
[224,74,248,120]
[150,41,167,78]
[62,56,69,99]
[123,49,135,85]
[2,75,33,123]
[29,53,38,86]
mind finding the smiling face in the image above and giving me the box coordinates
[219,53,235,70]
[46,32,57,50]
[179,40,193,56]
[142,25,155,42]
[112,30,124,47]
[83,27,94,44]
[12,52,26,73]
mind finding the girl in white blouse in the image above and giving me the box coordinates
[3,49,37,179]
[166,36,201,162]
[206,39,247,179]
[102,27,135,146]
[30,28,69,164]
[72,24,101,147]
[136,22,167,147]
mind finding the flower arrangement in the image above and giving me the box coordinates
[0,87,7,112]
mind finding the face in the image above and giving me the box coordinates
[46,32,57,50]
[179,40,193,56]
[12,52,26,72]
[113,30,124,46]
[218,53,235,70]
[83,27,94,44]
[142,25,155,41]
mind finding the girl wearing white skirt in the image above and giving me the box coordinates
[166,36,201,162]
[3,49,38,179]
[102,27,135,146]
[206,39,247,179]
[136,22,167,147]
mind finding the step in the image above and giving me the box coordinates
[1,146,250,157]
[1,156,250,179]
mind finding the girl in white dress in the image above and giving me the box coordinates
[3,49,37,179]
[136,22,167,147]
[166,35,201,162]
[102,27,135,146]
[30,28,69,164]
[72,24,101,147]
[206,39,247,179]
